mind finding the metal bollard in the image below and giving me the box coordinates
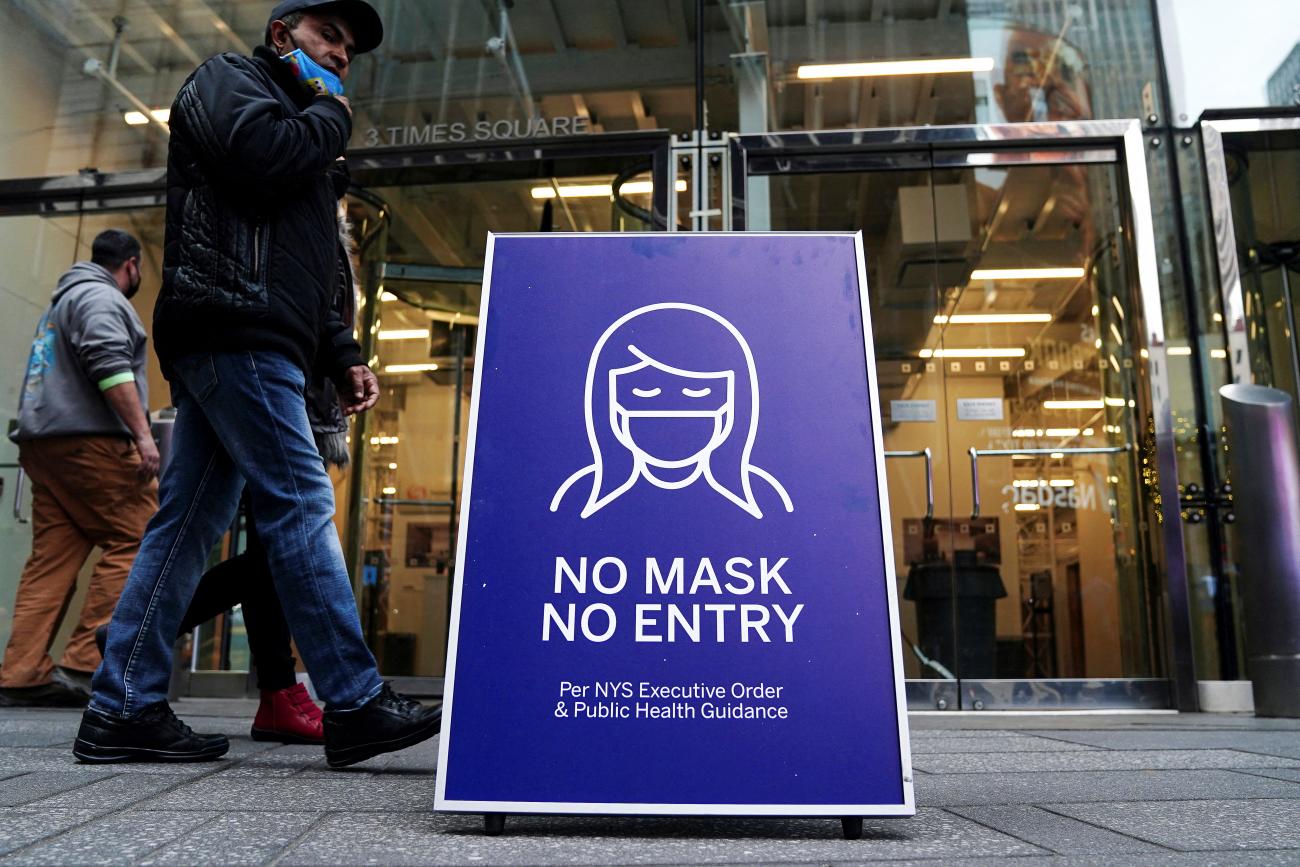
[1220,384,1300,717]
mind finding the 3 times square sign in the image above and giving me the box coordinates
[363,115,592,148]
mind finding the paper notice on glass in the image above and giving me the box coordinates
[956,398,1004,421]
[890,400,937,423]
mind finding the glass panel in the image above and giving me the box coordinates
[1159,0,1300,123]
[760,160,961,685]
[1162,135,1242,681]
[354,165,666,678]
[0,206,257,673]
[1227,134,1300,429]
[0,211,72,654]
[746,146,1163,693]
[1,0,694,180]
[939,159,1156,680]
[708,0,1163,133]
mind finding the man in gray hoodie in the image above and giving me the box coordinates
[0,229,160,707]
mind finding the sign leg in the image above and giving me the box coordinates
[841,817,863,840]
[484,814,507,836]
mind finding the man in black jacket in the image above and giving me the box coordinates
[76,0,440,769]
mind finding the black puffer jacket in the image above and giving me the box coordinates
[155,45,362,380]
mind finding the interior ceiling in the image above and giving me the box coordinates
[15,0,1069,137]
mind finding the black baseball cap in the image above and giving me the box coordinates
[267,0,384,54]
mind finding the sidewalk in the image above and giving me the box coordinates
[1,700,1298,864]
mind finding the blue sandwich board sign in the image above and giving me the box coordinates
[435,233,914,822]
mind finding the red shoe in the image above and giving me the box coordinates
[251,683,324,744]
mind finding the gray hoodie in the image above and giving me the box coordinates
[11,262,149,442]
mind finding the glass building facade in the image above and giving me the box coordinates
[0,0,1296,710]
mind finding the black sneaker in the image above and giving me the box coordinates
[323,683,441,768]
[73,702,229,764]
[0,680,88,708]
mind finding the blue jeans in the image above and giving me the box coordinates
[90,351,383,716]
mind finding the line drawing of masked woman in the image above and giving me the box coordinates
[550,302,793,519]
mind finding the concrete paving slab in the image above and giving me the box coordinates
[1032,730,1300,760]
[140,776,434,812]
[0,747,211,776]
[277,808,1046,865]
[0,720,78,749]
[1048,799,1300,851]
[910,735,1097,754]
[876,854,1300,866]
[1233,768,1300,785]
[0,772,110,807]
[0,809,99,856]
[0,809,215,865]
[909,729,1019,738]
[913,748,1300,774]
[947,805,1166,855]
[137,811,321,865]
[210,744,324,779]
[12,773,187,816]
[914,768,1300,806]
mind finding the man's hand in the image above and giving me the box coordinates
[338,364,379,415]
[134,434,161,481]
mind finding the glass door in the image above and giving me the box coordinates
[1202,113,1300,427]
[732,124,1188,709]
[345,135,677,687]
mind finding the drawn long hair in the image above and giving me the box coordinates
[552,302,791,519]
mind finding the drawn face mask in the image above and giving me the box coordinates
[609,356,734,468]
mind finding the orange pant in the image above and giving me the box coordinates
[0,436,158,687]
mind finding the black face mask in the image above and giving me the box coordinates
[125,263,141,300]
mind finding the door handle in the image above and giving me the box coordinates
[885,448,933,520]
[967,445,1129,518]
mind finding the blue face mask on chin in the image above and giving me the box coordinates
[281,48,344,97]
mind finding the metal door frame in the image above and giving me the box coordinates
[729,120,1195,711]
[1199,109,1300,387]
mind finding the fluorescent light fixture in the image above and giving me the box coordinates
[531,180,687,199]
[1014,503,1041,512]
[381,291,399,302]
[1043,399,1105,410]
[377,329,430,341]
[1167,346,1192,356]
[1013,479,1044,488]
[1012,428,1042,437]
[384,363,440,373]
[1012,454,1035,461]
[918,347,1026,358]
[382,486,397,495]
[124,108,171,126]
[933,313,1052,325]
[1045,428,1081,437]
[1104,396,1127,407]
[970,267,1086,281]
[797,57,996,79]
[1210,348,1227,359]
[1050,452,1065,459]
[369,436,400,445]
[388,463,398,470]
[1049,479,1075,487]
